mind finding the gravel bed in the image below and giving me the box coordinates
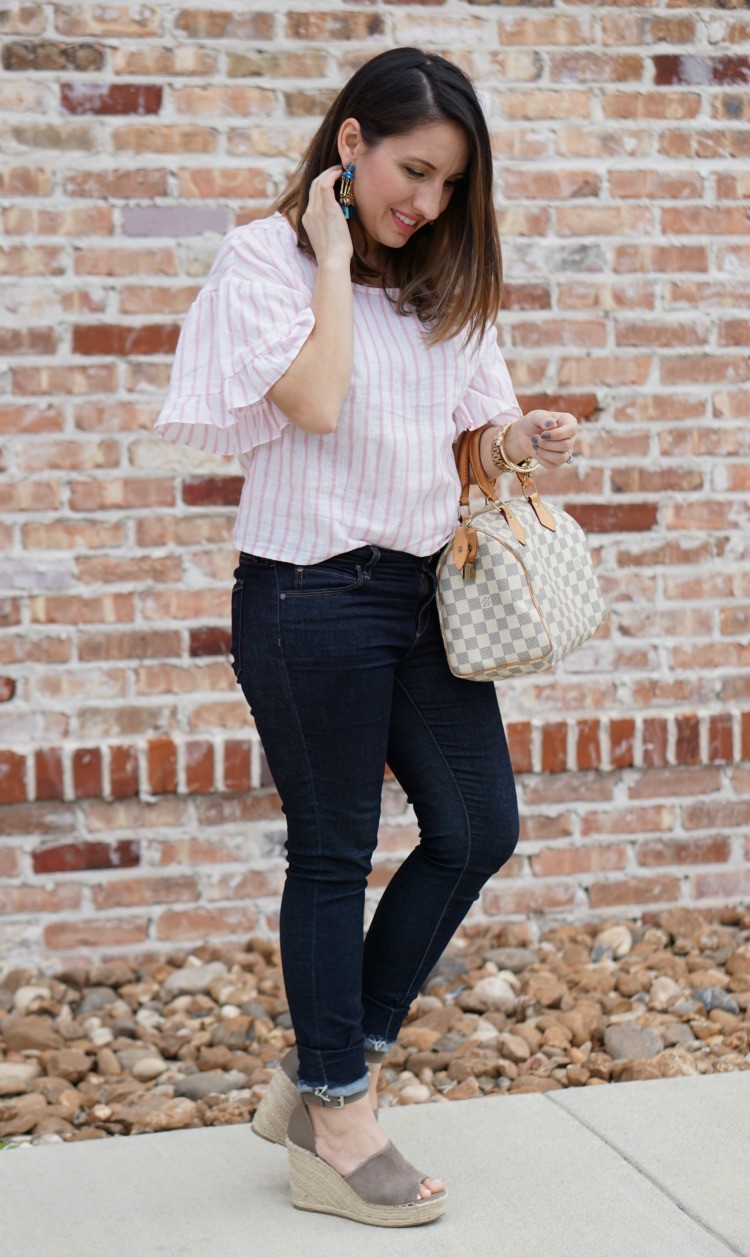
[1,905,748,1147]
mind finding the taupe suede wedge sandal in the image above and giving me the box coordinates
[251,1044,383,1145]
[285,1086,447,1227]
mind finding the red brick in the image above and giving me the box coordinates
[182,476,243,507]
[610,718,635,768]
[576,719,601,771]
[482,882,577,916]
[91,875,199,910]
[541,723,567,773]
[707,713,733,763]
[224,740,251,792]
[0,884,82,914]
[530,845,627,877]
[35,747,64,800]
[148,737,177,794]
[636,836,731,866]
[0,848,19,877]
[642,717,669,768]
[154,905,258,941]
[0,751,26,804]
[72,746,102,798]
[588,876,681,908]
[506,722,532,774]
[675,713,700,765]
[109,745,139,798]
[61,84,163,115]
[190,626,231,657]
[32,840,140,875]
[693,869,750,899]
[44,916,149,950]
[567,503,658,533]
[185,740,214,794]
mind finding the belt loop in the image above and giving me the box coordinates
[363,545,380,579]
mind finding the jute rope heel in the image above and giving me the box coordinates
[251,1044,383,1145]
[285,1085,447,1227]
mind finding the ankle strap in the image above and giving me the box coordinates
[301,1084,369,1108]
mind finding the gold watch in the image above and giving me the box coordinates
[489,421,539,475]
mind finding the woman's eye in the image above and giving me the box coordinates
[405,166,460,188]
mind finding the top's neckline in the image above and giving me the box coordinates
[272,211,400,295]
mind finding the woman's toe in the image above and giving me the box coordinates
[419,1176,444,1197]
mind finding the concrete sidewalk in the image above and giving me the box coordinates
[2,1072,748,1257]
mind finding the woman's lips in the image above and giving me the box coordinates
[391,209,419,233]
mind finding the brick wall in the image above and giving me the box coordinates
[1,5,749,968]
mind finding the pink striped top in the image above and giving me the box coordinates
[154,211,522,564]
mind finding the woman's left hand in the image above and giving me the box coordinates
[507,410,579,471]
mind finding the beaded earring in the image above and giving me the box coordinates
[338,162,356,219]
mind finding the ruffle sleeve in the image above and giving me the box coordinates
[452,321,522,441]
[153,221,316,457]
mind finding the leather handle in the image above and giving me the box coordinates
[454,423,557,533]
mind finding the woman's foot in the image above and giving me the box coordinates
[306,1088,445,1200]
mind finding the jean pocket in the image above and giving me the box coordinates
[230,578,244,682]
[283,558,365,598]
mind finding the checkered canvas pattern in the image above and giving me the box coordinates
[436,499,608,681]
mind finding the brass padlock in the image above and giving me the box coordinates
[463,559,475,581]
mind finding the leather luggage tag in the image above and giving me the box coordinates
[453,523,468,571]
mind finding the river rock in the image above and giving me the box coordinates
[457,976,517,1014]
[162,963,228,998]
[0,1015,63,1051]
[12,985,50,1014]
[483,947,536,973]
[693,987,740,1015]
[40,1049,91,1083]
[604,1025,665,1061]
[77,987,119,1016]
[173,1069,246,1101]
[593,925,633,959]
[0,1061,42,1094]
[131,1057,169,1082]
[497,1032,531,1063]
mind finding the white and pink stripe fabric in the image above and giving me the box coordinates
[154,211,523,564]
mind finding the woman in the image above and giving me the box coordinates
[155,46,577,1227]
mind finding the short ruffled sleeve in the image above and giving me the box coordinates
[153,218,315,456]
[452,321,522,441]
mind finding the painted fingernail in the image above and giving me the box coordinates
[541,432,552,439]
[545,419,555,427]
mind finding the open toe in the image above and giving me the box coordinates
[286,1088,447,1227]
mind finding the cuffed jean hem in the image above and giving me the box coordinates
[363,1034,398,1053]
[297,1067,370,1098]
[295,1042,370,1095]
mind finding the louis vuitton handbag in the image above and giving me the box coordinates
[435,424,608,681]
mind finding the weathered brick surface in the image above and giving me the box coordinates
[0,9,748,964]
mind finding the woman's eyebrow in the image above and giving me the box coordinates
[403,157,467,177]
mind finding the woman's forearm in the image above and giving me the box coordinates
[266,257,354,435]
[456,420,529,484]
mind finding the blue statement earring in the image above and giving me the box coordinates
[338,162,356,219]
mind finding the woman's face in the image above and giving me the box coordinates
[337,119,470,268]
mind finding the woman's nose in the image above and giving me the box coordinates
[412,185,444,223]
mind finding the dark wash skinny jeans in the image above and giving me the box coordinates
[230,542,520,1099]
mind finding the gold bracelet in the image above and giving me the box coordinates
[493,421,539,474]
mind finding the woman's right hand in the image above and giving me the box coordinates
[302,165,354,267]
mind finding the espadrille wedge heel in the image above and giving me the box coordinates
[251,1044,383,1145]
[285,1086,446,1228]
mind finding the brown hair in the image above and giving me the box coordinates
[267,47,504,352]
